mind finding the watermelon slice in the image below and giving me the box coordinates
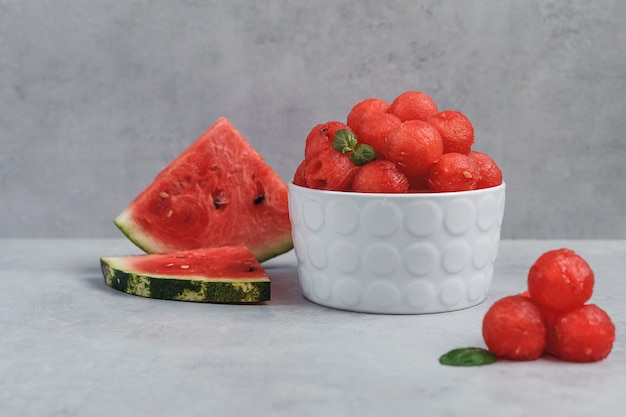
[101,246,270,303]
[114,117,293,262]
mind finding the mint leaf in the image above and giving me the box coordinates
[350,143,376,166]
[439,347,497,367]
[332,129,358,154]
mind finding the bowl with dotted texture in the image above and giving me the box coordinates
[287,182,506,314]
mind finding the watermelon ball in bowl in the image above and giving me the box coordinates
[287,182,506,314]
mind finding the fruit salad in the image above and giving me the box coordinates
[294,90,503,193]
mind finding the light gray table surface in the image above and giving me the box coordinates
[1,238,624,417]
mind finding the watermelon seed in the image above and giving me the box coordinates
[254,181,265,205]
[212,189,228,209]
[463,171,473,178]
[249,266,257,272]
[165,210,173,218]
[159,191,169,198]
[177,176,193,189]
[165,263,174,267]
[180,265,190,269]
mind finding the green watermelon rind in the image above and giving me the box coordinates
[249,237,294,264]
[100,258,270,303]
[114,210,169,255]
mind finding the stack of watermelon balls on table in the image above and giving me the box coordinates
[293,90,503,193]
[481,248,616,364]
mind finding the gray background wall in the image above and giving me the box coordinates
[2,0,625,239]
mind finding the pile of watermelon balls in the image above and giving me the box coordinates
[293,90,503,193]
[482,248,615,363]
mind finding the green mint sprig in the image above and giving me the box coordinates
[331,129,375,166]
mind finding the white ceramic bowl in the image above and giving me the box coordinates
[288,182,506,314]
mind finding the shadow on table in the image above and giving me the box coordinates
[262,261,305,307]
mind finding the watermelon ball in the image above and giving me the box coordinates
[347,97,391,137]
[468,151,503,189]
[482,295,547,361]
[426,110,475,154]
[527,248,594,313]
[350,160,409,193]
[426,152,480,192]
[546,304,615,362]
[385,119,444,178]
[304,121,352,162]
[293,159,308,187]
[304,123,332,162]
[356,112,402,159]
[304,148,359,191]
[388,90,439,122]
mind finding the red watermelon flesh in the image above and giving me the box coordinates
[115,117,293,262]
[110,247,266,279]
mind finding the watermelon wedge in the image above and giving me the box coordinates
[101,246,270,303]
[115,117,293,262]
